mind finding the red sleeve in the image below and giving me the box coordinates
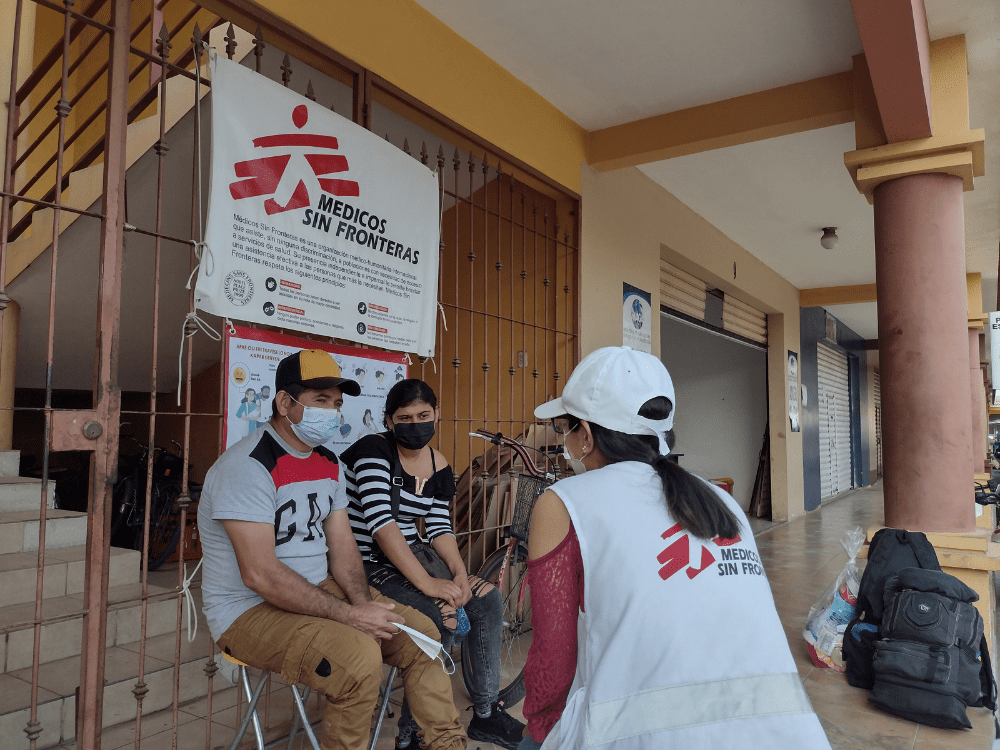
[523,523,584,742]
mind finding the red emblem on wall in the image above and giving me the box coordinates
[229,104,360,215]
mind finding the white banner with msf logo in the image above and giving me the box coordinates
[194,53,440,356]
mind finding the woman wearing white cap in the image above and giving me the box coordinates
[519,346,830,750]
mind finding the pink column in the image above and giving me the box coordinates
[874,172,975,532]
[970,328,986,475]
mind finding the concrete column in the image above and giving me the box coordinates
[874,172,975,532]
[970,328,987,475]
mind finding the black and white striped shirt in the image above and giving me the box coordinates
[340,433,456,558]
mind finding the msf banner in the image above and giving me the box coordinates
[195,53,440,356]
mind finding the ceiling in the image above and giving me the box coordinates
[414,0,1000,340]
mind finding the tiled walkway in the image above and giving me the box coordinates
[758,483,996,750]
[60,483,997,749]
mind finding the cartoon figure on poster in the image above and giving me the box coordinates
[223,325,406,453]
[235,387,263,436]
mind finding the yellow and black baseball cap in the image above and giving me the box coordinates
[274,349,361,397]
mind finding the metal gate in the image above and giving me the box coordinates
[817,342,853,498]
[0,2,579,748]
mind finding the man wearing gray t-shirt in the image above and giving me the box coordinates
[199,349,466,750]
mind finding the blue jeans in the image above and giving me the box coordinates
[517,735,543,750]
[365,562,503,731]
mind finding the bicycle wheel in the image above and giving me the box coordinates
[462,542,530,708]
[109,475,135,540]
[146,481,182,571]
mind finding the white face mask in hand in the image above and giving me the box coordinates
[394,623,455,674]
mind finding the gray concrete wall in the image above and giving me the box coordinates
[660,314,768,511]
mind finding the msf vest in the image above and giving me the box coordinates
[542,461,830,750]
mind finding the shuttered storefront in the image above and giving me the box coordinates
[818,343,853,498]
[660,259,767,347]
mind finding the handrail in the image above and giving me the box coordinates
[15,2,202,174]
[16,4,155,139]
[7,5,221,243]
[14,0,110,105]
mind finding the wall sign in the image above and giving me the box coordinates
[195,54,440,356]
[623,282,652,353]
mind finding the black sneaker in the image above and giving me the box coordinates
[467,702,526,750]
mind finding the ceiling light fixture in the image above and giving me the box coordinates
[820,227,839,250]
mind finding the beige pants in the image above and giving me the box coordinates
[217,578,467,750]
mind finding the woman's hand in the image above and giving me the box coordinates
[453,573,473,607]
[418,576,463,609]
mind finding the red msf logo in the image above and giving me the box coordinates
[229,104,360,215]
[656,523,741,581]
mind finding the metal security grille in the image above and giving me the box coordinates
[660,257,766,347]
[817,342,853,498]
[0,2,579,748]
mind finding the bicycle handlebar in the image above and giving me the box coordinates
[469,428,556,481]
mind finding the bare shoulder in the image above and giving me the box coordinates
[432,447,451,472]
[528,489,571,560]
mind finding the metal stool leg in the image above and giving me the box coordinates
[368,666,398,750]
[289,683,321,750]
[228,665,268,750]
[285,686,313,750]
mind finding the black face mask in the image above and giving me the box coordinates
[392,421,436,450]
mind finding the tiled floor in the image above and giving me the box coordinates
[50,482,997,749]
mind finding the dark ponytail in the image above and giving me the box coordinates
[587,397,740,541]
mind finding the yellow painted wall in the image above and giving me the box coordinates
[249,0,586,194]
[580,164,805,521]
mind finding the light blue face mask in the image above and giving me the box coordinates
[288,397,342,447]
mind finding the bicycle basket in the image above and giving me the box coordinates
[509,474,552,542]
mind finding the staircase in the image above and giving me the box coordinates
[4,23,254,288]
[0,23,276,749]
[0,447,217,748]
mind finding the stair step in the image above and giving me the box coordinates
[0,509,88,554]
[0,628,218,747]
[0,477,55,512]
[0,581,182,675]
[0,545,140,607]
[0,450,19,477]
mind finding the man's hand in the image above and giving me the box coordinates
[347,600,405,641]
[453,574,473,607]
[418,577,463,609]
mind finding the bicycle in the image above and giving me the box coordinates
[110,435,201,571]
[461,428,560,708]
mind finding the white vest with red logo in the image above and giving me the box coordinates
[542,461,830,750]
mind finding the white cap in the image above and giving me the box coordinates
[534,346,676,454]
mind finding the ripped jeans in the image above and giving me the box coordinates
[365,561,503,733]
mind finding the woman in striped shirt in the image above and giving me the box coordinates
[340,379,525,750]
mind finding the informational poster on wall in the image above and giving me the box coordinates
[223,325,407,452]
[788,349,800,432]
[195,53,440,356]
[623,282,652,352]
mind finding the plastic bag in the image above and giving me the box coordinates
[802,526,866,671]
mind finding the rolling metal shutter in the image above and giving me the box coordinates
[818,343,853,498]
[660,259,707,320]
[660,259,767,346]
[722,294,767,345]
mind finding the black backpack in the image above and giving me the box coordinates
[843,528,941,689]
[868,567,996,728]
